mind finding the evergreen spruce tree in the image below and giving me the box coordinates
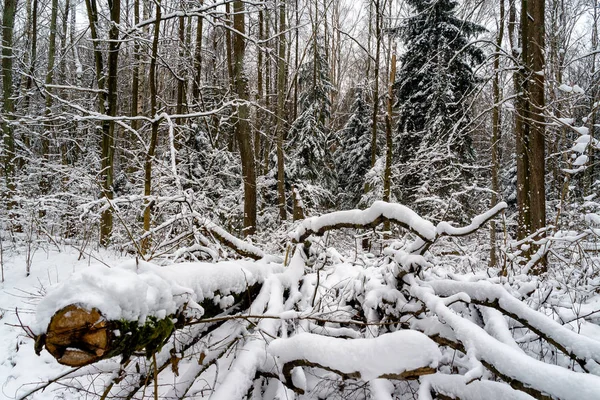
[335,88,372,208]
[287,37,335,210]
[394,0,485,220]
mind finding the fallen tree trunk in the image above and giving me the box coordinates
[27,201,582,400]
[198,217,268,260]
[33,259,275,366]
[290,201,507,255]
[35,305,178,367]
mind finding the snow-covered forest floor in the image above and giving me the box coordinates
[2,203,600,400]
[0,247,123,399]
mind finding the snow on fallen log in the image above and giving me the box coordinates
[435,202,507,237]
[410,278,600,400]
[200,219,268,260]
[420,373,535,400]
[428,279,600,373]
[290,201,507,251]
[268,330,441,393]
[210,278,284,400]
[290,201,437,243]
[33,259,279,367]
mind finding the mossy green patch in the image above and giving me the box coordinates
[111,316,175,360]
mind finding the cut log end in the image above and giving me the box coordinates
[40,305,113,367]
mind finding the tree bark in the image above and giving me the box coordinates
[41,0,59,192]
[276,0,288,221]
[585,2,598,193]
[370,0,381,170]
[192,0,204,104]
[233,0,257,236]
[22,0,38,116]
[84,0,112,244]
[131,0,141,132]
[383,48,396,232]
[511,0,531,245]
[1,0,18,205]
[176,13,186,125]
[225,2,234,89]
[293,0,299,122]
[526,0,546,236]
[256,7,264,166]
[366,0,381,199]
[518,0,546,272]
[490,0,505,269]
[98,0,120,246]
[142,0,162,252]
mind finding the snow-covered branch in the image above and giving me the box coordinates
[427,279,600,373]
[268,331,440,393]
[410,277,600,400]
[291,201,507,252]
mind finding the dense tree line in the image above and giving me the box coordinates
[0,0,598,266]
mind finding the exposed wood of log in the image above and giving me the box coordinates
[35,305,177,367]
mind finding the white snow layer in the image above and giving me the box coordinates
[421,373,535,400]
[411,280,600,400]
[268,330,441,381]
[436,202,507,236]
[290,200,437,241]
[33,259,277,334]
[291,201,507,245]
[428,279,600,368]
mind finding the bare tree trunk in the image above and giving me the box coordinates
[41,0,59,193]
[263,10,272,173]
[58,0,70,166]
[256,7,264,166]
[518,0,546,272]
[88,0,120,246]
[142,0,162,252]
[131,0,141,132]
[366,1,372,81]
[369,0,381,171]
[58,0,70,82]
[511,0,530,245]
[490,0,505,269]
[67,0,81,167]
[586,2,599,194]
[225,2,234,89]
[22,0,38,117]
[176,13,186,125]
[276,0,288,221]
[1,0,18,205]
[383,47,396,233]
[192,0,203,104]
[233,0,257,236]
[293,0,299,122]
[525,0,547,238]
[312,0,319,121]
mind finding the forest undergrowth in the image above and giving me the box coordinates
[1,191,600,400]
